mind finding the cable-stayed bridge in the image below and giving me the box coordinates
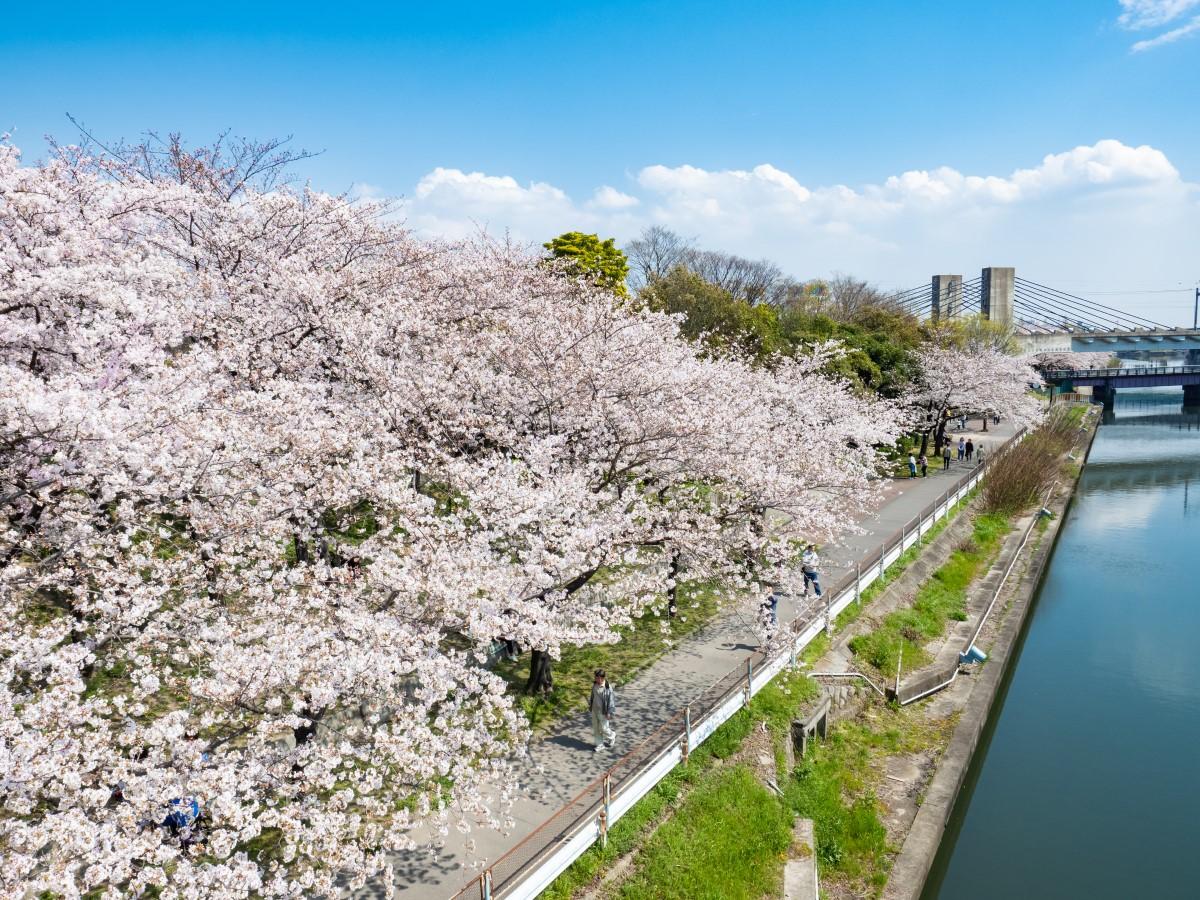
[888,267,1200,356]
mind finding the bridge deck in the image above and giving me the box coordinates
[1043,365,1200,387]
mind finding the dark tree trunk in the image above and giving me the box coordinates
[918,430,930,457]
[292,707,326,747]
[934,418,948,454]
[526,650,554,694]
[521,567,599,695]
[981,416,989,432]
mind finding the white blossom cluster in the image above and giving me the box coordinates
[1026,350,1115,372]
[0,139,916,897]
[908,344,1044,444]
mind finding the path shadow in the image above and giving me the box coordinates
[342,846,461,897]
[545,734,595,753]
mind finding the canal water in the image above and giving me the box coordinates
[922,386,1200,900]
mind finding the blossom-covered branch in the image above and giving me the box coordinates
[0,137,903,897]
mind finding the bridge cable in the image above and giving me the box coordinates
[1012,286,1142,332]
[1016,278,1169,330]
[1011,285,1116,331]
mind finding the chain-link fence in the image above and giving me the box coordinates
[450,429,1024,900]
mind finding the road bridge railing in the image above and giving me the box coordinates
[1044,365,1200,382]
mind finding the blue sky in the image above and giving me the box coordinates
[5,1,1200,320]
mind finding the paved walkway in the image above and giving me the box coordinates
[365,420,1016,899]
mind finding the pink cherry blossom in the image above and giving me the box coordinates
[1,135,997,896]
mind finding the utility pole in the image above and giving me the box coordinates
[1194,286,1199,330]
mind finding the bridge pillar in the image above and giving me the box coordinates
[1093,382,1116,411]
[1187,349,1200,366]
[1184,385,1200,408]
[981,267,1015,325]
[931,275,962,323]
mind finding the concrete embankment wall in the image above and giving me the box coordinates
[884,420,1097,900]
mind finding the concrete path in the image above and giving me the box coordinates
[363,420,1016,900]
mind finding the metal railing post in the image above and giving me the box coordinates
[745,658,753,704]
[854,561,861,604]
[482,870,493,900]
[600,774,611,849]
[682,705,692,764]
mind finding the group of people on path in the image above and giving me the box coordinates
[907,437,977,478]
[761,545,822,623]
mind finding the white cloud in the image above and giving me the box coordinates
[1131,15,1200,49]
[395,140,1200,323]
[1118,0,1200,29]
[349,181,385,201]
[1116,1,1200,50]
[403,167,580,240]
[588,185,639,209]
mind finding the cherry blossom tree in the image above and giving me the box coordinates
[1025,349,1114,373]
[1,135,902,897]
[908,344,1043,454]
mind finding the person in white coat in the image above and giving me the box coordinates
[589,669,616,752]
[800,546,822,598]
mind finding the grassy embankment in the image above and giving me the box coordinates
[847,512,1010,679]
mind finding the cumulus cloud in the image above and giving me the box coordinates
[1116,1,1200,50]
[395,140,1200,322]
[588,185,639,209]
[403,167,579,240]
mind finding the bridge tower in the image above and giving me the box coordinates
[930,275,962,323]
[980,267,1015,325]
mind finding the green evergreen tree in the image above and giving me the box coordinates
[543,231,630,297]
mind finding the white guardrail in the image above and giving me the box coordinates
[461,436,1019,900]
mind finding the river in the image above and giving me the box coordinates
[921,385,1200,900]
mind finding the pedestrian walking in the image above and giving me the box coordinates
[993,414,1001,426]
[800,546,823,598]
[589,669,616,752]
[761,585,782,628]
[919,453,928,477]
[908,453,917,478]
[957,437,965,461]
[965,438,975,462]
[942,445,952,470]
